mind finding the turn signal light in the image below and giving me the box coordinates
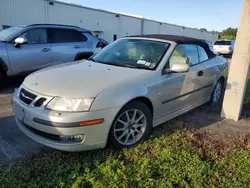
[80,119,104,126]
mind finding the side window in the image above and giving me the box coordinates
[178,44,199,65]
[169,44,199,67]
[51,29,87,43]
[197,45,209,62]
[19,28,47,44]
[169,45,189,68]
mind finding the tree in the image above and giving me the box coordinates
[220,27,238,40]
[200,28,208,32]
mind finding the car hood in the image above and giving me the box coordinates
[23,61,149,98]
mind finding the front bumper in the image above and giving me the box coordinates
[214,49,233,55]
[12,88,121,152]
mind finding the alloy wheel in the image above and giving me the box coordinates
[212,82,222,103]
[113,109,147,146]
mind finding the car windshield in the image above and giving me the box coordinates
[92,39,169,70]
[0,26,24,41]
[214,41,231,45]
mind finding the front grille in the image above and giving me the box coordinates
[19,88,37,105]
[34,98,47,107]
[22,122,60,142]
[19,89,47,107]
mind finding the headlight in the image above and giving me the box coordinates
[46,97,94,112]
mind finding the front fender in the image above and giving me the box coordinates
[91,79,150,111]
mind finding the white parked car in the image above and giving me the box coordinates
[12,35,228,152]
[213,40,235,55]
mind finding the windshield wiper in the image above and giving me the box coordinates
[100,61,138,68]
[135,66,153,70]
[96,61,153,70]
[88,57,96,62]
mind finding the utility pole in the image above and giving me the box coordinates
[221,0,250,120]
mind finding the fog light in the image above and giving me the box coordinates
[60,135,84,143]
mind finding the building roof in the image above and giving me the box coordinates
[128,34,216,58]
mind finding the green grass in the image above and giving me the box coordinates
[1,123,250,188]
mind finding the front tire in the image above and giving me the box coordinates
[109,101,153,149]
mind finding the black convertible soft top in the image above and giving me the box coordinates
[128,34,216,58]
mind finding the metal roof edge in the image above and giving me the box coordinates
[53,0,143,19]
[143,18,216,34]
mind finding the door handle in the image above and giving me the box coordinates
[42,48,51,52]
[74,45,80,49]
[197,71,204,77]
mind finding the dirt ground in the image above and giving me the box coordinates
[172,103,250,157]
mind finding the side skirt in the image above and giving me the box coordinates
[153,99,209,127]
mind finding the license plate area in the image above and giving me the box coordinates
[15,105,25,122]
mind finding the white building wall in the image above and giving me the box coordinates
[0,0,46,28]
[47,2,120,42]
[183,28,203,39]
[143,20,160,34]
[119,16,142,37]
[0,0,218,42]
[159,23,184,36]
[143,19,218,42]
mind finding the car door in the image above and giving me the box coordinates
[192,45,216,102]
[49,28,89,65]
[155,44,199,119]
[7,28,52,75]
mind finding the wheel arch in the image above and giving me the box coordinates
[110,96,154,129]
[218,76,225,88]
[124,96,154,116]
[0,58,8,76]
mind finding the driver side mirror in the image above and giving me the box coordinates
[170,62,190,73]
[14,37,27,48]
[163,61,190,74]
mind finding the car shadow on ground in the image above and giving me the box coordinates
[0,115,51,164]
[155,103,223,133]
[0,76,25,95]
[154,100,250,141]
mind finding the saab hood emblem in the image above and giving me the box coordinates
[32,82,38,87]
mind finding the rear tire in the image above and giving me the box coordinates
[210,79,224,106]
[109,101,153,149]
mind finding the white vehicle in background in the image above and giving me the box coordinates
[213,40,235,56]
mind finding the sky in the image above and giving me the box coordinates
[60,0,242,32]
